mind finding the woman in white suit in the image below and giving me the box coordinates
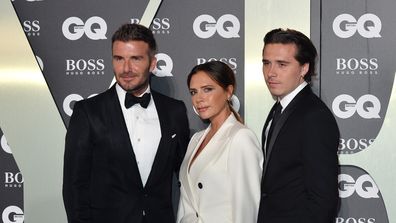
[177,61,263,223]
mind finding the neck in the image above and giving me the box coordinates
[210,110,231,132]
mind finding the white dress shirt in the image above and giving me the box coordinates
[116,84,161,186]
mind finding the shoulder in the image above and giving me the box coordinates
[152,90,184,104]
[228,123,260,150]
[72,87,115,113]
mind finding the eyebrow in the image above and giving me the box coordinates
[189,84,215,90]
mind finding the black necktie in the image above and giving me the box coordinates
[266,102,282,153]
[125,93,151,109]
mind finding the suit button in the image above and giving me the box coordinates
[178,181,181,187]
[198,182,203,189]
[144,193,148,197]
[261,193,267,198]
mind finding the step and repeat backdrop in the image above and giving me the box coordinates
[1,0,395,222]
[311,0,395,222]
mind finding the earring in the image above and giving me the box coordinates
[192,106,200,116]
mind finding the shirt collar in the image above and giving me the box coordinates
[278,81,307,112]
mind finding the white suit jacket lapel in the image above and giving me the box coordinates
[189,115,236,181]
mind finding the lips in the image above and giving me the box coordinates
[197,106,209,113]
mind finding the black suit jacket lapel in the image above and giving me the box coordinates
[262,102,279,152]
[263,86,312,175]
[145,91,172,187]
[106,85,144,189]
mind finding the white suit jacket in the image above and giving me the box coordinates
[177,114,263,223]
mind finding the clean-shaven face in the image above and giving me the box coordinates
[262,43,308,99]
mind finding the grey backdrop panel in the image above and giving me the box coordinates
[311,0,392,221]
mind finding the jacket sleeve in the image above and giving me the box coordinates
[228,128,263,223]
[302,107,340,223]
[63,101,93,223]
[174,101,190,175]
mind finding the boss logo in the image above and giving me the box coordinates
[193,14,240,39]
[66,59,105,75]
[338,174,379,199]
[23,20,40,36]
[2,206,24,223]
[4,172,24,187]
[332,94,380,119]
[62,16,107,40]
[338,138,374,154]
[333,13,381,38]
[336,217,376,223]
[197,57,237,70]
[336,58,378,75]
[131,18,170,34]
[63,93,97,117]
[153,53,173,77]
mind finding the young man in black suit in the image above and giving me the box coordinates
[257,28,340,223]
[63,24,190,223]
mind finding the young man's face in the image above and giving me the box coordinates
[262,43,308,99]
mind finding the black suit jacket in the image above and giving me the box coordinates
[257,86,340,223]
[63,85,190,223]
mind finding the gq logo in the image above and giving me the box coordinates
[1,134,12,154]
[332,94,380,119]
[62,16,107,40]
[338,174,379,199]
[2,206,24,223]
[193,14,240,39]
[153,53,173,77]
[333,13,381,38]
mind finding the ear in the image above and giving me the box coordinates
[300,63,309,78]
[149,56,157,72]
[226,85,234,99]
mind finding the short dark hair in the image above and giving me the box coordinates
[263,28,317,82]
[112,23,157,57]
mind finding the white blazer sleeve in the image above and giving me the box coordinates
[228,128,263,223]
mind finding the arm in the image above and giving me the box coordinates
[63,101,93,223]
[302,108,340,223]
[228,128,264,223]
[174,101,190,175]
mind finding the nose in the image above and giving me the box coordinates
[193,91,204,104]
[264,64,277,80]
[123,60,133,73]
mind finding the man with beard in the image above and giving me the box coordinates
[63,23,190,223]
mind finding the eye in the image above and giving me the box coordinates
[189,90,197,96]
[113,56,122,61]
[203,87,213,93]
[279,62,287,67]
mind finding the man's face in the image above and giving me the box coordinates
[262,43,308,99]
[112,40,156,96]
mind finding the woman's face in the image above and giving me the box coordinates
[189,71,233,123]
